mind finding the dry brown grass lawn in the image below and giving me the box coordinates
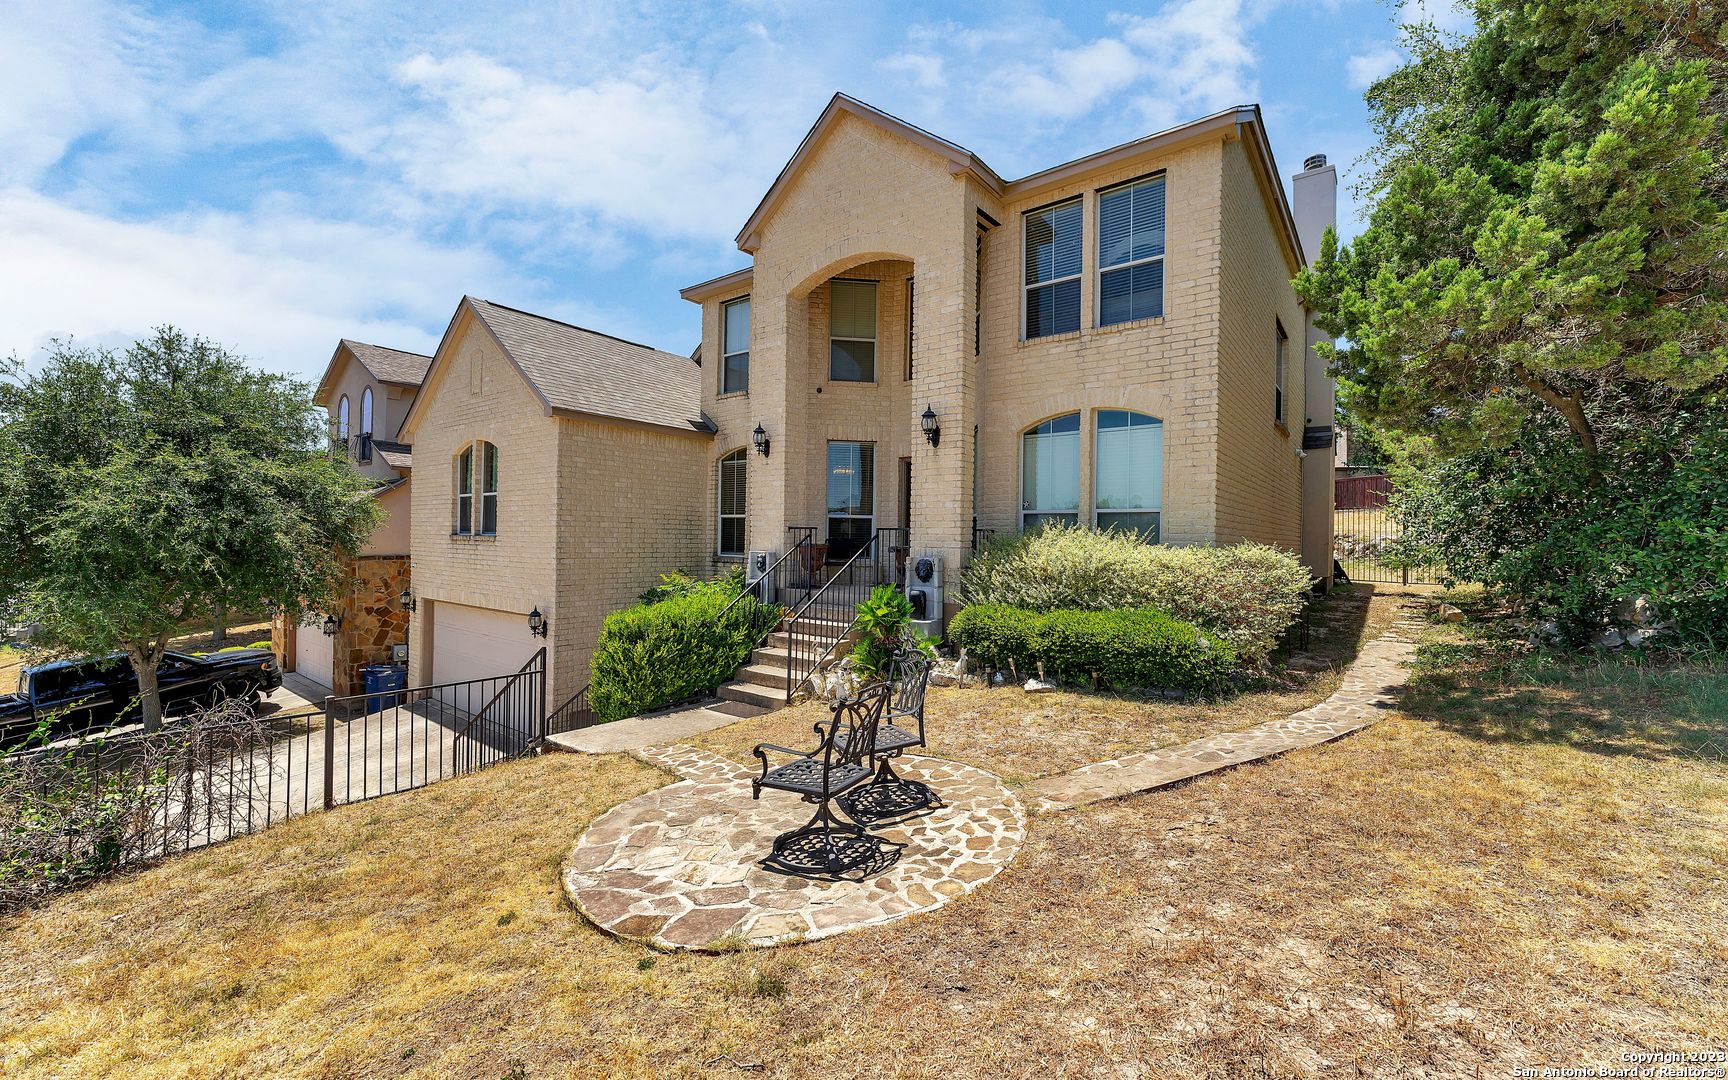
[694,586,1404,784]
[3,606,1723,1078]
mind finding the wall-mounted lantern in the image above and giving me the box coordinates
[398,588,416,612]
[921,406,941,448]
[527,607,548,638]
[321,613,341,637]
[752,423,770,457]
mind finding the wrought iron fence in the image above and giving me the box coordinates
[0,654,548,905]
[1332,476,1444,586]
[546,683,600,736]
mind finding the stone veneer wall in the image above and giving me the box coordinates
[268,553,411,698]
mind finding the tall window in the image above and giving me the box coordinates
[829,280,877,382]
[359,386,374,434]
[721,297,750,394]
[1024,198,1082,338]
[1021,413,1081,529]
[826,441,875,559]
[1274,319,1288,426]
[336,395,350,442]
[1098,175,1166,326]
[454,441,499,536]
[717,449,747,557]
[455,445,473,535]
[1095,410,1164,541]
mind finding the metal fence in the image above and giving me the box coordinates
[0,651,547,904]
[1332,475,1443,586]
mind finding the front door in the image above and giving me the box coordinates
[826,440,875,561]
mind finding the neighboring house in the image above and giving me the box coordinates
[273,339,431,696]
[682,94,1338,608]
[397,296,712,716]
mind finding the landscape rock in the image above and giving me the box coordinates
[1023,678,1058,694]
[1436,603,1466,623]
[1596,627,1625,649]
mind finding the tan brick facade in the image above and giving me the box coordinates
[403,306,711,710]
[686,101,1320,581]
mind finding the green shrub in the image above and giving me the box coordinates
[948,604,1235,692]
[588,577,778,723]
[955,524,1310,664]
[846,584,936,679]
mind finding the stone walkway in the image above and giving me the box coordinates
[545,700,752,754]
[1022,608,1423,811]
[563,748,1026,951]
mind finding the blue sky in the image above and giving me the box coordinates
[0,0,1468,384]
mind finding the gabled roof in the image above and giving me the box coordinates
[735,93,1005,252]
[727,94,1304,270]
[402,296,712,437]
[312,339,432,406]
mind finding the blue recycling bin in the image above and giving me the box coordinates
[362,663,407,713]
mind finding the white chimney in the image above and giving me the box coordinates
[1292,152,1339,588]
[1292,153,1337,266]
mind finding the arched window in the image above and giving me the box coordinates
[360,386,374,435]
[1021,413,1080,530]
[717,449,747,556]
[1095,410,1163,541]
[336,395,350,442]
[454,441,499,536]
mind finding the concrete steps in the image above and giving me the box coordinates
[715,607,855,713]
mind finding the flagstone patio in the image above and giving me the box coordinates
[562,749,1026,951]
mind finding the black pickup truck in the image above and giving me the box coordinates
[0,649,282,749]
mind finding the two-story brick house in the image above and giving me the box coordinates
[682,95,1335,620]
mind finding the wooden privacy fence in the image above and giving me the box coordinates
[1335,473,1392,510]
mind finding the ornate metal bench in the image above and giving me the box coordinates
[839,636,938,819]
[752,681,895,877]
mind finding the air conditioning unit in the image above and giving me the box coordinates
[747,549,776,605]
[905,552,945,640]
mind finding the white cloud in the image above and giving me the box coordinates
[1346,46,1403,90]
[0,188,537,381]
[371,53,768,242]
[995,37,1143,120]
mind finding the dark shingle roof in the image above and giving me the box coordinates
[342,340,433,386]
[373,440,412,470]
[466,298,707,432]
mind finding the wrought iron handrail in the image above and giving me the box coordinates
[546,681,598,735]
[717,530,812,623]
[781,528,897,701]
[453,647,546,747]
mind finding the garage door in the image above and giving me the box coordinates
[294,616,332,689]
[431,602,540,687]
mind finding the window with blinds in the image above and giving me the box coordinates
[1024,198,1082,338]
[721,297,750,394]
[717,449,747,556]
[1021,413,1081,529]
[829,280,877,382]
[1098,175,1165,326]
[1095,410,1163,542]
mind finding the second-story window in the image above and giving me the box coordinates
[1024,197,1082,339]
[454,441,499,536]
[1098,174,1166,326]
[1274,319,1289,427]
[722,297,750,394]
[336,395,350,444]
[829,280,877,382]
[360,387,374,435]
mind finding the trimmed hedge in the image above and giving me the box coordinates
[948,604,1236,692]
[955,524,1311,665]
[588,579,778,723]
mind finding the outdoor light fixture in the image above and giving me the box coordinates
[398,588,416,612]
[752,423,770,457]
[527,607,548,638]
[921,406,941,447]
[321,613,340,637]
